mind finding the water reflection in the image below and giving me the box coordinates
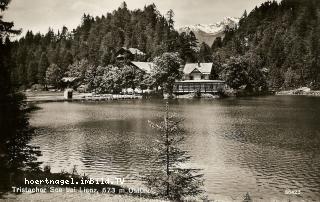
[30,96,320,201]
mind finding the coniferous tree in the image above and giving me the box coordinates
[178,32,198,63]
[199,42,213,62]
[37,52,49,85]
[211,37,222,51]
[166,9,175,51]
[143,103,204,201]
[27,61,38,85]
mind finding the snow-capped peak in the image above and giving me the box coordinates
[178,17,239,35]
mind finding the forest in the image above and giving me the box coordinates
[9,2,200,92]
[8,0,320,93]
[215,0,320,90]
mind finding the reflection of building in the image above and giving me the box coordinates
[174,63,225,94]
[116,47,146,61]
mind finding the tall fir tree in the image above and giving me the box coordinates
[37,52,49,85]
[143,103,204,201]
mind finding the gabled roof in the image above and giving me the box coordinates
[131,62,155,74]
[183,63,213,74]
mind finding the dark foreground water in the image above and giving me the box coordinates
[30,96,320,201]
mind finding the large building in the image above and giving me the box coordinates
[173,63,225,94]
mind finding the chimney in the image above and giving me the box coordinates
[198,61,201,67]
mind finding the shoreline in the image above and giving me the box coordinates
[276,90,320,96]
[25,89,320,104]
[25,91,143,103]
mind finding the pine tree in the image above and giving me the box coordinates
[27,61,38,85]
[37,52,49,85]
[143,103,204,201]
[211,37,223,51]
[199,42,213,62]
[178,32,198,63]
[166,9,175,51]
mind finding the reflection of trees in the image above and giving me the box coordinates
[0,0,41,193]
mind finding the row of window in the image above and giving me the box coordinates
[188,75,208,80]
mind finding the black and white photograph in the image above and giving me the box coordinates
[0,0,320,201]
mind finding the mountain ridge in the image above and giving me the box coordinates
[178,17,239,46]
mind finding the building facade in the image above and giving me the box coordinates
[174,63,225,94]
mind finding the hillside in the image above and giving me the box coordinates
[215,0,320,90]
[178,17,239,46]
[10,3,200,88]
[9,0,320,92]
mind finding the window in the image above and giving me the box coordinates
[201,75,204,80]
[190,76,194,80]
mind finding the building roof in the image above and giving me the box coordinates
[131,62,155,74]
[183,63,213,74]
[117,47,145,56]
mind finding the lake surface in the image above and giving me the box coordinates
[30,96,320,201]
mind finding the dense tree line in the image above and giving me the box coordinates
[11,0,320,93]
[214,0,320,90]
[10,2,199,89]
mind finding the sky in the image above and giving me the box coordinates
[4,0,276,36]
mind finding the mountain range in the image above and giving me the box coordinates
[178,17,239,46]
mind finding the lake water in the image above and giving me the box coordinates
[29,96,320,201]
